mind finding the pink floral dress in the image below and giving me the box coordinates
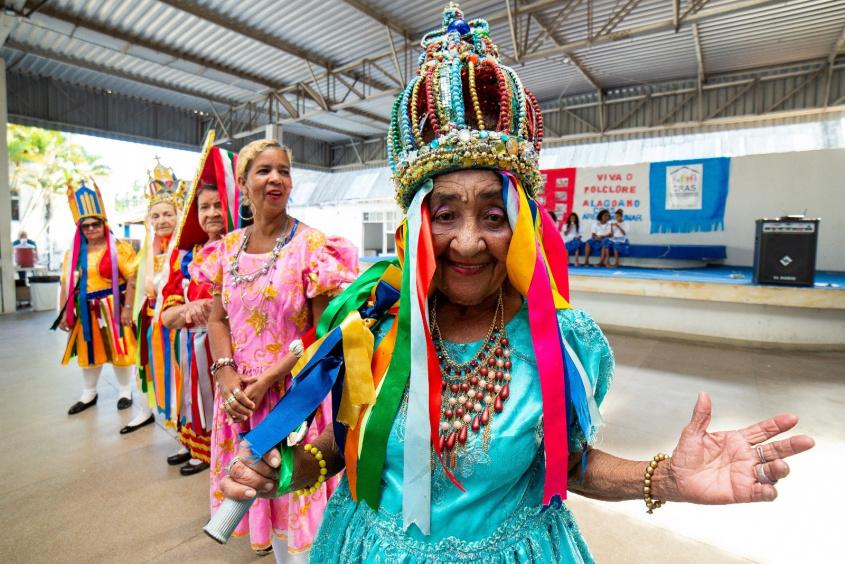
[192,225,358,554]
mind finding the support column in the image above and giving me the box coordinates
[265,124,283,144]
[0,57,16,313]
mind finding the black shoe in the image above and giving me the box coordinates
[119,414,155,435]
[253,546,273,557]
[180,461,210,476]
[117,397,133,410]
[68,395,98,415]
[167,451,192,466]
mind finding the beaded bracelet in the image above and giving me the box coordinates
[644,453,670,514]
[210,357,236,378]
[294,443,329,497]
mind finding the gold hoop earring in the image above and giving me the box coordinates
[238,204,253,222]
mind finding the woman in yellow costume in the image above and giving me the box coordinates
[58,180,138,420]
[123,160,183,434]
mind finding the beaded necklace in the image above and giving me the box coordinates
[430,288,512,469]
[228,218,299,337]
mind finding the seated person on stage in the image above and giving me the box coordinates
[608,208,630,268]
[562,212,585,266]
[583,209,613,266]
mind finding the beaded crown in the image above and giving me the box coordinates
[146,157,185,211]
[67,178,107,223]
[390,3,544,211]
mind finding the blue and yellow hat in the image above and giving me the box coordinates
[67,179,107,223]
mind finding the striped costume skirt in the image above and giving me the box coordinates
[62,292,136,368]
[137,305,179,428]
[178,326,214,462]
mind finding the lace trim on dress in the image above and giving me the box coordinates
[310,479,594,564]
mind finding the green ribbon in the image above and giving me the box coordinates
[316,261,395,338]
[356,244,412,510]
[276,442,296,497]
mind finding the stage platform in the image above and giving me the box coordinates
[569,265,844,349]
[359,257,843,348]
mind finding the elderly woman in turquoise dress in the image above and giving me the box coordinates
[219,6,814,563]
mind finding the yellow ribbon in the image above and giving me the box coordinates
[337,311,376,428]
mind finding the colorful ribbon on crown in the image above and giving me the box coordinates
[240,172,603,535]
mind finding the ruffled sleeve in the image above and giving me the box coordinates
[161,250,187,311]
[190,236,228,295]
[301,230,359,299]
[116,240,137,279]
[557,308,614,450]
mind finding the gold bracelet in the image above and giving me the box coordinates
[644,453,669,514]
[294,443,329,497]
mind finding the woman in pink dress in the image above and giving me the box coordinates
[193,139,358,561]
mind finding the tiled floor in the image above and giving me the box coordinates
[1,310,840,563]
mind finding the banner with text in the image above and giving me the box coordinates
[572,163,650,237]
[649,157,731,233]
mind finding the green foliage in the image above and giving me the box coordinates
[8,124,111,196]
[115,178,148,212]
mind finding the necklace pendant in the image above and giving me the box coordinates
[457,426,468,444]
[471,415,480,431]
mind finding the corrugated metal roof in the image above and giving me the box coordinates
[3,0,844,147]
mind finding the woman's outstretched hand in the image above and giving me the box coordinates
[662,392,815,505]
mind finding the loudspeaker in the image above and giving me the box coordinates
[753,218,819,287]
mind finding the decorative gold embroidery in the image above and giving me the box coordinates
[217,436,237,453]
[306,231,326,253]
[290,307,310,332]
[245,307,271,335]
[162,294,184,310]
[153,254,167,273]
[223,231,239,252]
[265,342,283,355]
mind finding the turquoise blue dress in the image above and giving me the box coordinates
[310,305,614,563]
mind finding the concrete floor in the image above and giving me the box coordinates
[0,309,840,563]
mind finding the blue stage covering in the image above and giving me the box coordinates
[570,264,844,289]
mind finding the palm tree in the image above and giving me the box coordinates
[8,124,111,268]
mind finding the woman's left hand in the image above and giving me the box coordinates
[662,392,815,504]
[244,377,271,410]
[120,306,134,327]
[184,299,213,326]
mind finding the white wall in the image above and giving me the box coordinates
[289,200,401,255]
[291,147,845,271]
[721,149,844,270]
[625,148,844,270]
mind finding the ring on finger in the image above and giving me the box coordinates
[226,395,237,405]
[225,456,240,476]
[755,445,767,464]
[757,464,778,485]
[232,388,242,396]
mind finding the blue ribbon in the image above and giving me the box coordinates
[242,279,400,462]
[77,235,95,361]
